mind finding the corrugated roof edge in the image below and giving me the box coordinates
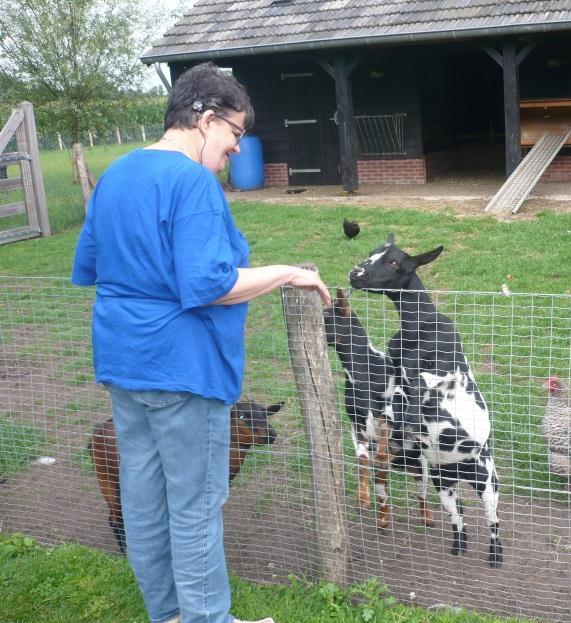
[140,20,571,64]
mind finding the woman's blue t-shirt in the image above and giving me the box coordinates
[71,149,249,404]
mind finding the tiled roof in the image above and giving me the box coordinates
[141,1,571,63]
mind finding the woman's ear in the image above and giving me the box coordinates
[197,109,215,134]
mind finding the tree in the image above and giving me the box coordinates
[0,0,166,206]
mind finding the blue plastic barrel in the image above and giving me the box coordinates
[228,135,265,190]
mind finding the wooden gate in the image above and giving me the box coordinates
[0,102,50,244]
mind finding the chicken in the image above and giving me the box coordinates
[542,376,571,488]
[343,218,360,239]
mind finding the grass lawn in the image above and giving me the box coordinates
[0,534,533,623]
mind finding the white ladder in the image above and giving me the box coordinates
[485,130,571,215]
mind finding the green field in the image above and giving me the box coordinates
[0,533,534,623]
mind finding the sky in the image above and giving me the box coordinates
[140,0,193,92]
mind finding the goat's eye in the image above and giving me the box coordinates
[389,260,399,269]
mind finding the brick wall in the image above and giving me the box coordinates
[541,154,571,181]
[427,146,571,182]
[264,163,289,187]
[260,150,571,186]
[357,158,426,184]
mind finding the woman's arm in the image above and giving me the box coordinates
[215,265,331,306]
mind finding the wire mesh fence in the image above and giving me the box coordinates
[36,124,164,152]
[0,278,569,622]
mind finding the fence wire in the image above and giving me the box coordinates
[36,124,165,152]
[0,278,569,622]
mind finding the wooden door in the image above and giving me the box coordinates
[283,69,340,185]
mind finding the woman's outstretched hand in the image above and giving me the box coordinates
[286,266,331,306]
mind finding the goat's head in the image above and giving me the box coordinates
[230,400,283,448]
[323,288,362,348]
[349,232,443,292]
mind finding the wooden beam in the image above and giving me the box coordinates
[484,42,535,68]
[0,109,24,153]
[516,42,536,66]
[502,42,521,177]
[483,41,536,176]
[483,45,503,68]
[333,55,359,192]
[0,177,23,192]
[15,113,39,230]
[346,53,365,77]
[20,102,50,236]
[0,201,26,218]
[0,225,41,245]
[320,54,365,80]
[316,58,334,79]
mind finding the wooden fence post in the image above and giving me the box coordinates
[57,133,64,150]
[20,103,50,236]
[88,131,94,148]
[115,127,121,144]
[281,267,348,586]
[140,124,146,142]
[0,102,50,242]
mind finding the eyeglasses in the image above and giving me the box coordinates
[213,112,246,144]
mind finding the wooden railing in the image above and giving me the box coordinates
[0,102,50,244]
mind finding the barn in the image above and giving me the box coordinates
[141,1,571,191]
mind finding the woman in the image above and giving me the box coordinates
[72,62,330,623]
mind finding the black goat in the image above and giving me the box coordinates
[324,289,434,528]
[349,233,502,568]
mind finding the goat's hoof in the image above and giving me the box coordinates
[489,541,503,568]
[110,521,127,555]
[451,529,468,556]
[419,504,434,527]
[376,510,391,529]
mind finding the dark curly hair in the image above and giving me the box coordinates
[164,62,255,132]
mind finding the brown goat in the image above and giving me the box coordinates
[88,399,283,553]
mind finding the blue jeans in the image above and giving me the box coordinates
[106,384,233,623]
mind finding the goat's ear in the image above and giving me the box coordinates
[337,289,351,317]
[267,402,284,415]
[386,232,395,245]
[412,246,443,268]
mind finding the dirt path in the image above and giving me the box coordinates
[226,176,571,220]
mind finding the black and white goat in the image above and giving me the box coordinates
[324,288,434,528]
[349,233,502,568]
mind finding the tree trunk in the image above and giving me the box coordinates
[72,142,92,211]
